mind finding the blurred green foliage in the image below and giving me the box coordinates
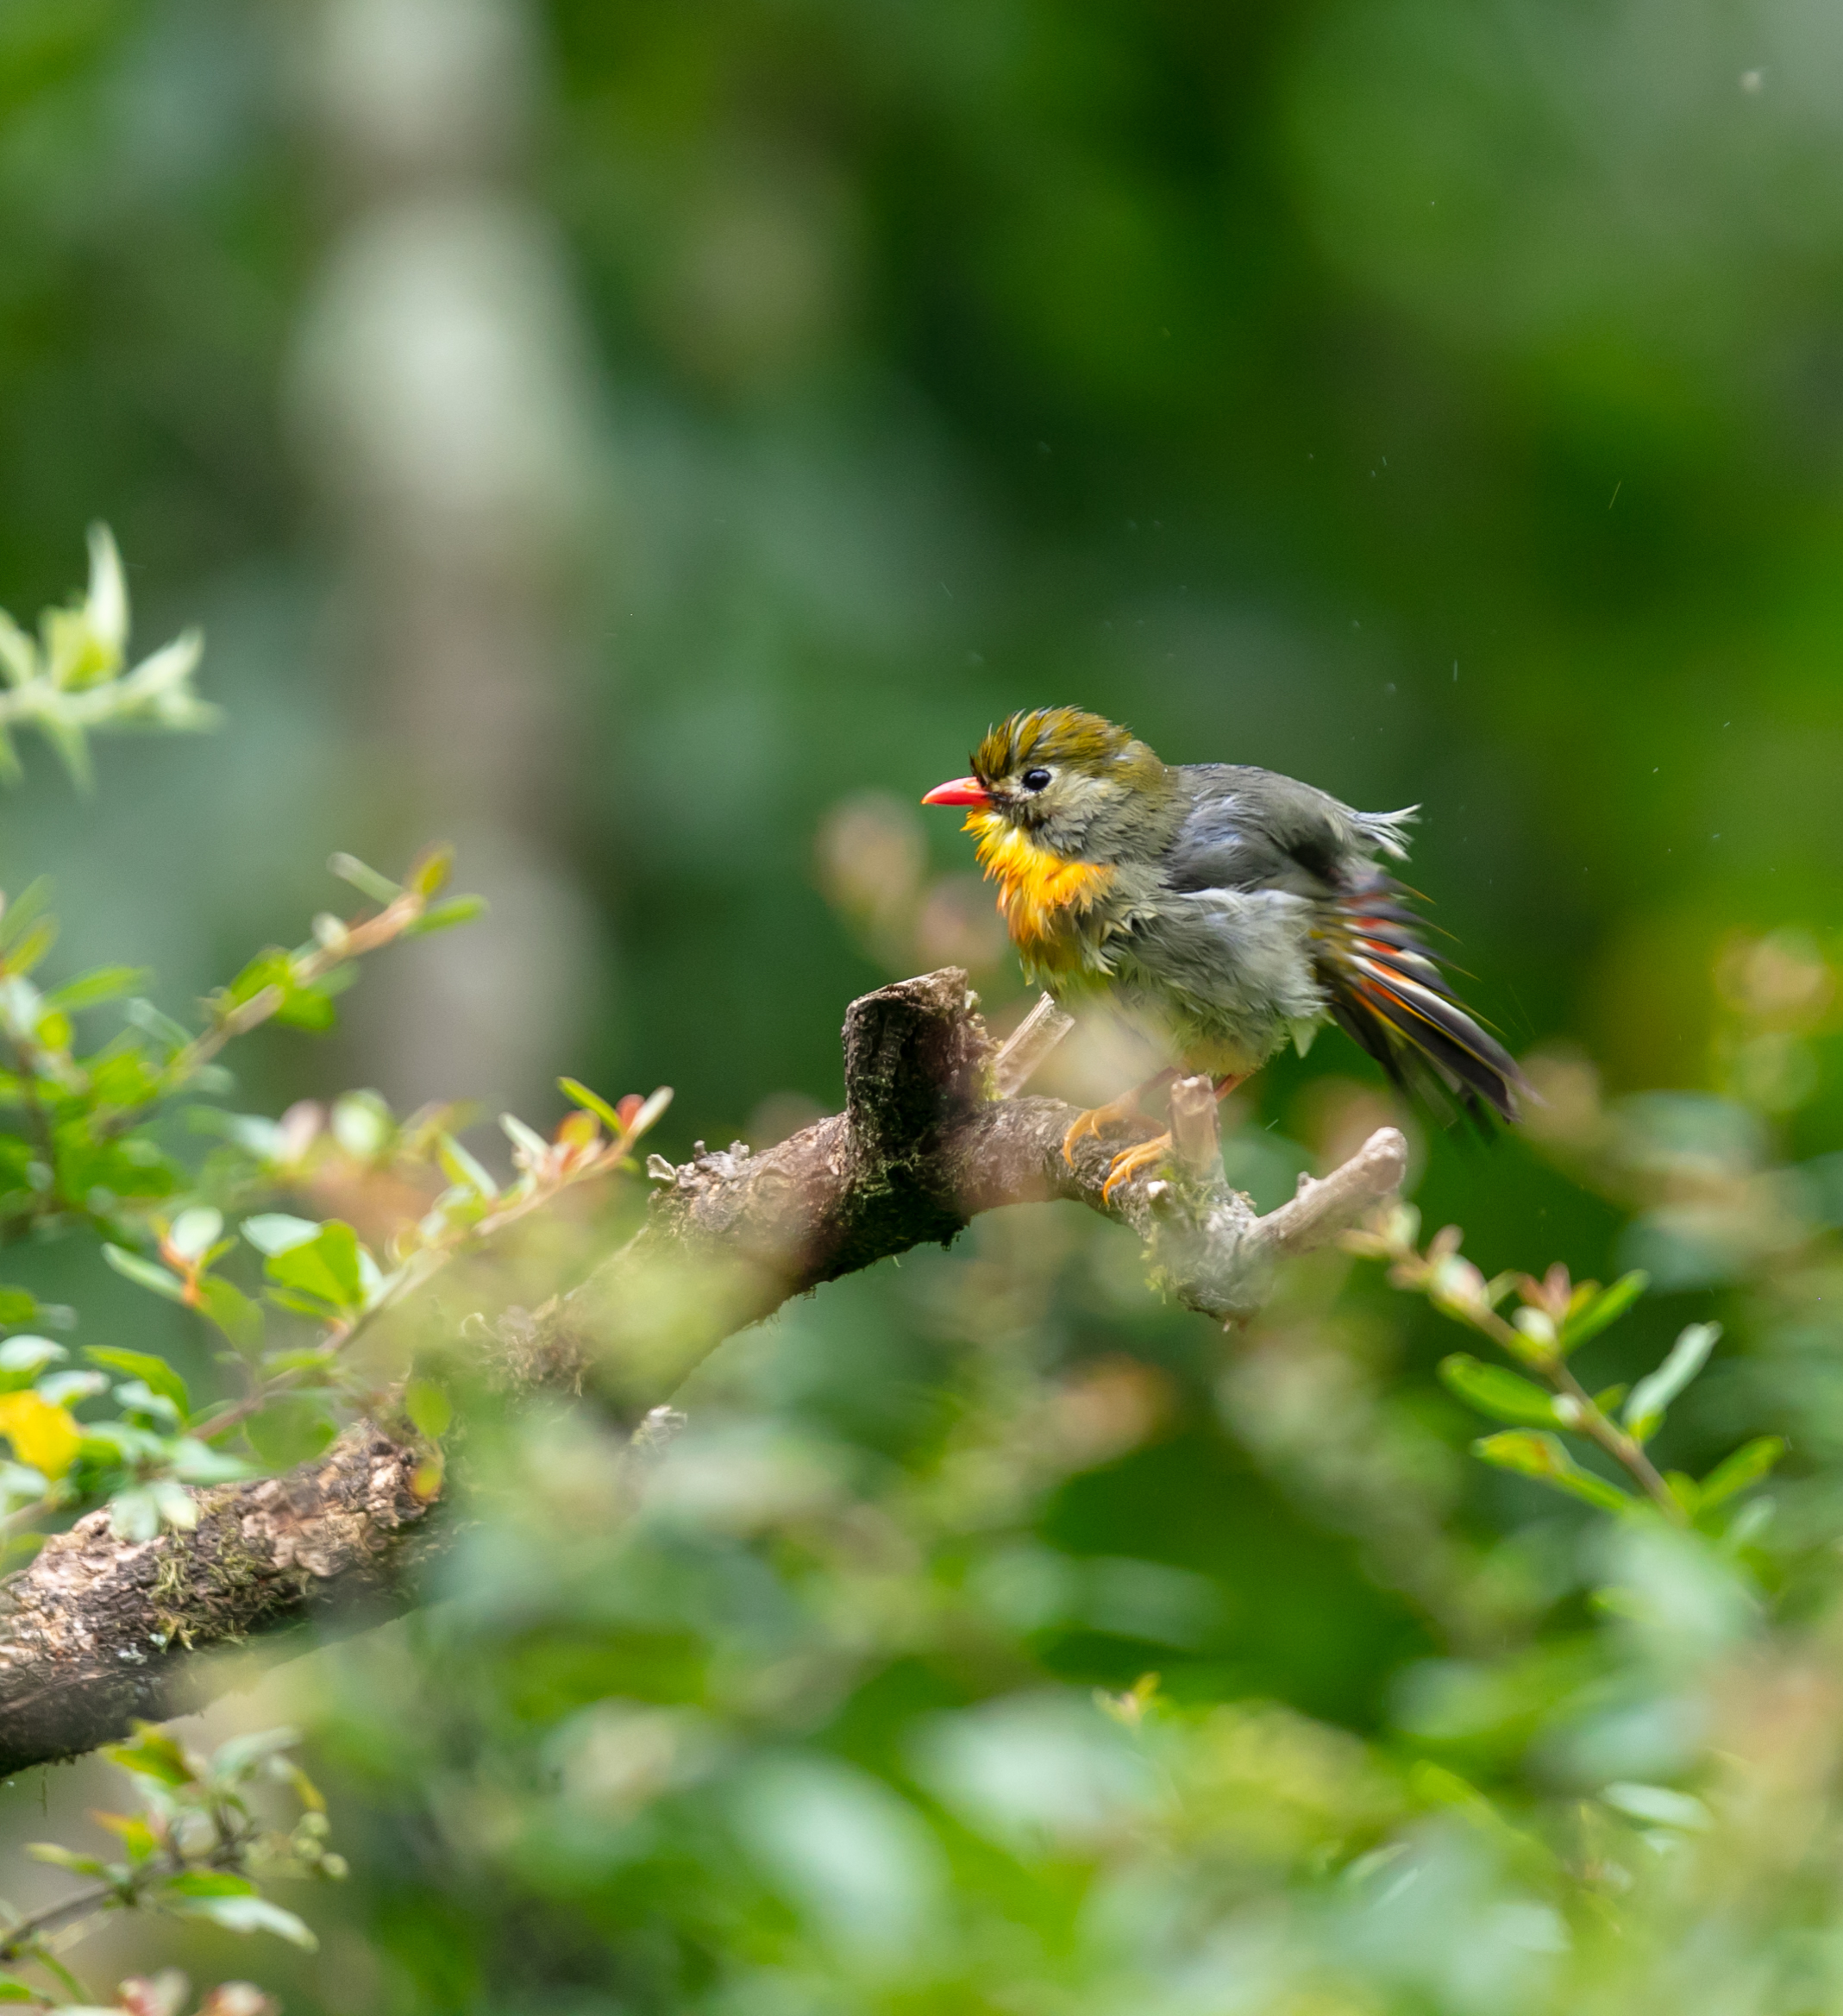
[3,0,1843,2011]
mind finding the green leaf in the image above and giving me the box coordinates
[1471,1430,1634,1512]
[166,1890,317,1948]
[225,950,292,1010]
[273,982,337,1033]
[0,880,53,955]
[102,1244,188,1303]
[168,1436,254,1485]
[103,1724,196,1787]
[0,1335,65,1375]
[0,1289,42,1328]
[86,1347,190,1419]
[327,852,403,905]
[209,1725,303,1781]
[405,843,454,898]
[4,916,57,977]
[166,1205,223,1259]
[247,1397,338,1471]
[107,1487,161,1542]
[264,1222,365,1313]
[1699,1435,1785,1511]
[1624,1322,1721,1442]
[558,1076,624,1134]
[499,1111,550,1160]
[330,1090,392,1159]
[437,1134,498,1201]
[407,893,487,936]
[263,1287,342,1322]
[1558,1271,1650,1353]
[44,964,149,1014]
[196,1275,264,1354]
[254,1347,338,1376]
[1601,1780,1713,1831]
[1437,1353,1563,1427]
[124,997,193,1053]
[162,1871,259,1899]
[25,1843,110,1875]
[404,1378,451,1441]
[0,1978,42,1998]
[241,1213,321,1256]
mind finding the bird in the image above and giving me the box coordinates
[921,706,1524,1199]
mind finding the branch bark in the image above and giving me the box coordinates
[0,970,1404,1775]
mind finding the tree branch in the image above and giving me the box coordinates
[0,970,1404,1774]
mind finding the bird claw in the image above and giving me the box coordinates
[1100,1132,1173,1203]
[1060,1090,1148,1167]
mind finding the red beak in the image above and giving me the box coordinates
[921,775,988,807]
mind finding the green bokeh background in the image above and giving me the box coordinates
[0,2,1838,2009]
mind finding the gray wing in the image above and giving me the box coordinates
[1163,764,1416,898]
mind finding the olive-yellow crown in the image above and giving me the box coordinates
[971,707,1149,786]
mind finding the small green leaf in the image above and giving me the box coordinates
[165,1891,317,1948]
[209,1725,303,1780]
[558,1077,623,1134]
[196,1275,264,1354]
[499,1112,550,1159]
[102,1245,188,1303]
[437,1134,498,1200]
[264,1222,365,1313]
[0,1335,64,1374]
[404,1378,451,1441]
[1471,1430,1633,1511]
[273,982,337,1033]
[254,1347,338,1376]
[161,1870,258,1899]
[103,1724,197,1787]
[85,1347,189,1419]
[3,916,57,977]
[107,1487,161,1542]
[44,964,149,1013]
[166,1206,223,1260]
[246,1397,338,1471]
[1558,1271,1650,1353]
[168,1437,255,1484]
[330,1090,392,1159]
[124,997,193,1053]
[407,893,486,936]
[0,1978,42,1998]
[328,852,403,905]
[1601,1780,1712,1831]
[1624,1322,1721,1442]
[241,1213,322,1256]
[0,880,52,954]
[25,1843,110,1875]
[1437,1353,1563,1427]
[1699,1435,1785,1511]
[405,844,454,898]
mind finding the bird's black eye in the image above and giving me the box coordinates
[1021,767,1052,792]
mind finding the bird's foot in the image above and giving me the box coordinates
[1061,1090,1151,1167]
[1100,1131,1173,1203]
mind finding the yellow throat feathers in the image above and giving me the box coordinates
[966,810,1116,958]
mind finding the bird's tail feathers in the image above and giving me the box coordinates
[1320,881,1524,1127]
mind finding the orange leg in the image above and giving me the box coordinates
[1060,1068,1176,1168]
[1096,1070,1251,1203]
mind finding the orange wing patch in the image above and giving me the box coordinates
[966,811,1115,963]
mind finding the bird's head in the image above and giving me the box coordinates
[922,707,1179,863]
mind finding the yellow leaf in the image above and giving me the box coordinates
[0,1391,81,1479]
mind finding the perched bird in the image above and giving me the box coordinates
[922,707,1523,1196]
